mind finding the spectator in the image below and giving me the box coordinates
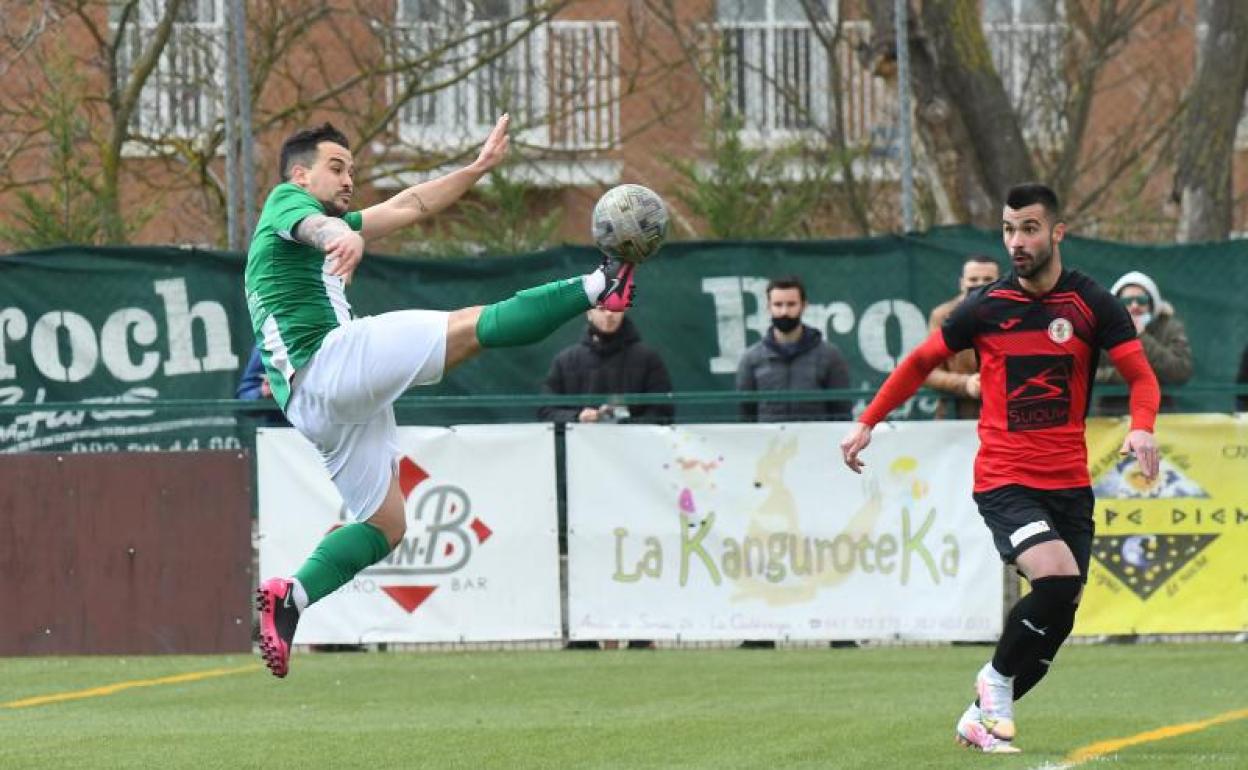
[925,255,1000,419]
[538,306,673,426]
[236,345,287,426]
[540,307,671,651]
[1095,271,1192,414]
[1238,344,1248,412]
[736,276,851,423]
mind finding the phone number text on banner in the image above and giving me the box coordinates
[566,422,1003,642]
[258,425,562,644]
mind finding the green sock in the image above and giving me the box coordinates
[294,522,392,605]
[476,277,591,348]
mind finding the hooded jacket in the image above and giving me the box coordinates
[1095,270,1192,415]
[735,325,852,422]
[1096,270,1193,385]
[538,316,674,424]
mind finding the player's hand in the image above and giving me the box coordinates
[1119,428,1159,481]
[965,373,982,399]
[260,377,272,399]
[578,407,600,423]
[839,422,873,474]
[325,231,365,277]
[471,114,510,174]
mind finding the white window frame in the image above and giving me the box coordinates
[981,0,1068,146]
[711,1,896,151]
[390,3,619,153]
[117,0,226,142]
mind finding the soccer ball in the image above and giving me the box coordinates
[591,184,669,263]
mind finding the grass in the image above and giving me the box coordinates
[1,644,1244,769]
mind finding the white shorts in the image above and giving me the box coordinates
[285,310,449,521]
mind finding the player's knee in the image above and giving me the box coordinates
[1029,575,1082,620]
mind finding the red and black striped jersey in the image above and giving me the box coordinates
[941,269,1137,492]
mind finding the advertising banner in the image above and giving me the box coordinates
[566,422,1003,642]
[1077,414,1248,634]
[257,425,562,643]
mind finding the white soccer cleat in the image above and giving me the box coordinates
[975,662,1017,740]
[955,702,1022,754]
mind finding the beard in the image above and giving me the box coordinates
[321,197,349,217]
[1014,239,1054,279]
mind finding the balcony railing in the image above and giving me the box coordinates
[392,20,619,153]
[983,21,1067,145]
[714,20,896,151]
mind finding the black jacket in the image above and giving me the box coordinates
[538,317,674,424]
[735,325,852,422]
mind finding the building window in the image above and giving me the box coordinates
[116,0,225,141]
[392,1,619,152]
[981,0,1067,145]
[712,1,893,149]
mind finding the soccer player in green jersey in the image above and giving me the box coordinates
[247,115,637,677]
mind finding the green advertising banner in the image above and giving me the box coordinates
[1,227,1244,452]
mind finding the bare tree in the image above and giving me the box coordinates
[864,0,1186,234]
[1173,0,1248,242]
[0,0,656,249]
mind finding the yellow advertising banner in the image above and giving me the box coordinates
[1076,414,1248,635]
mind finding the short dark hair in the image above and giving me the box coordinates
[279,123,350,181]
[964,253,997,266]
[1005,182,1061,222]
[766,276,806,302]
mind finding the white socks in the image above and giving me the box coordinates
[291,578,310,612]
[581,270,605,303]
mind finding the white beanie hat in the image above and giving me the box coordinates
[1110,270,1161,309]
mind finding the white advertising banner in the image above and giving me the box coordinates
[258,425,561,643]
[567,422,1002,642]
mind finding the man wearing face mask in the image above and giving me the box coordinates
[735,276,851,422]
[1094,270,1192,415]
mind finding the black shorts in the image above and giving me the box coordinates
[971,484,1095,577]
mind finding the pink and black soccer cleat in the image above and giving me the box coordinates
[255,577,300,678]
[595,256,636,311]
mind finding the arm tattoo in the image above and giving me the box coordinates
[294,214,353,251]
[404,187,430,214]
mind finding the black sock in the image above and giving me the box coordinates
[1013,604,1076,701]
[991,575,1081,677]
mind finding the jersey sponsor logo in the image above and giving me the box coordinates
[1005,354,1073,431]
[1008,519,1051,547]
[1047,317,1073,343]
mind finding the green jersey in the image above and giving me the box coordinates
[244,182,363,409]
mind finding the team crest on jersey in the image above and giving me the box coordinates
[1047,317,1073,343]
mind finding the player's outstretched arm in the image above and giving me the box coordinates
[838,330,953,474]
[295,215,364,278]
[1108,340,1161,481]
[359,114,511,241]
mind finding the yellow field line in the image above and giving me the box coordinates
[2,664,260,710]
[1062,706,1248,765]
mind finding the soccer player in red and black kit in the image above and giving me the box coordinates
[840,183,1160,754]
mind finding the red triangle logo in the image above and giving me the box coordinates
[381,585,437,614]
[398,457,430,498]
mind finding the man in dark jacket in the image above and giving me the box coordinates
[735,276,852,422]
[538,307,674,424]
